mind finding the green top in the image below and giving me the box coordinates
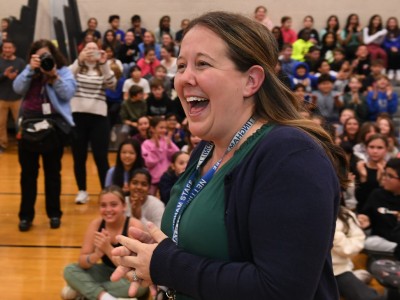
[161,124,274,300]
[120,99,147,122]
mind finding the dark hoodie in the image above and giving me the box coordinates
[289,62,315,91]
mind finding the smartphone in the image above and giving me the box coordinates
[92,50,101,60]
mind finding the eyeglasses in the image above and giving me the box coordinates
[383,171,400,180]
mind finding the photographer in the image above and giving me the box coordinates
[13,39,76,232]
[69,42,116,204]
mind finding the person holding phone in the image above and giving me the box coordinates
[69,42,116,204]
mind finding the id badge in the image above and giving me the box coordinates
[42,103,51,115]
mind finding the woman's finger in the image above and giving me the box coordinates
[110,265,131,282]
[116,234,142,253]
[111,245,134,256]
[146,222,168,243]
[119,255,138,269]
[128,226,153,244]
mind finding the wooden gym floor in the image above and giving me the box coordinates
[0,139,116,299]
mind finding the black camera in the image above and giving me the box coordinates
[39,53,55,72]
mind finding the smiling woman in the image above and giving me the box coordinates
[111,11,349,300]
[61,185,147,300]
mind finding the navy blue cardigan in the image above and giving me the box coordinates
[150,125,340,300]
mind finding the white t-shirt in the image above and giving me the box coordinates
[161,57,177,79]
[122,78,150,94]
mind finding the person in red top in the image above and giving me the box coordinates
[281,16,297,45]
[136,47,160,79]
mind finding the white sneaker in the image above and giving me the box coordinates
[388,70,395,80]
[75,190,89,204]
[61,286,78,299]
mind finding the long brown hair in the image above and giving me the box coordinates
[184,11,349,189]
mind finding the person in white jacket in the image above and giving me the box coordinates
[332,204,385,300]
[363,15,388,68]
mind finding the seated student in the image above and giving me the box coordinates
[107,14,125,43]
[305,46,322,74]
[353,122,380,162]
[141,117,179,195]
[363,15,388,68]
[105,139,144,193]
[158,151,190,206]
[122,65,150,100]
[117,30,140,79]
[127,14,146,45]
[180,129,201,155]
[78,32,96,54]
[297,15,319,45]
[339,116,360,148]
[330,47,347,72]
[312,59,338,89]
[365,59,386,91]
[293,83,318,114]
[160,44,177,80]
[120,85,147,136]
[132,115,150,145]
[355,134,388,212]
[146,79,173,117]
[340,13,363,61]
[165,112,186,148]
[333,60,351,94]
[280,16,297,45]
[357,158,400,258]
[291,29,314,62]
[62,186,146,300]
[320,32,338,63]
[136,47,161,79]
[384,17,400,81]
[333,201,383,300]
[377,113,399,159]
[149,65,172,97]
[336,108,356,136]
[342,75,369,122]
[127,168,165,227]
[175,18,190,45]
[80,17,101,45]
[279,43,297,76]
[314,59,338,79]
[289,62,314,92]
[366,74,398,121]
[351,44,372,80]
[311,74,342,122]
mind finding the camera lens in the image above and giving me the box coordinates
[40,53,55,72]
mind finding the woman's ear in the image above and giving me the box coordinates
[243,65,265,98]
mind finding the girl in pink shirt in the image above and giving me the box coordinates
[141,116,179,195]
[136,48,160,79]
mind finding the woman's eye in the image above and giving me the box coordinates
[197,60,210,68]
[177,63,186,71]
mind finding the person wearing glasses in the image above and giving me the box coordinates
[357,158,400,258]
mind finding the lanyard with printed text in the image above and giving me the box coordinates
[172,116,256,244]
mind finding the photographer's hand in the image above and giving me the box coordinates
[30,54,41,70]
[42,66,59,84]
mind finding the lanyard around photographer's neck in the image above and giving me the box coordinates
[172,116,256,244]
